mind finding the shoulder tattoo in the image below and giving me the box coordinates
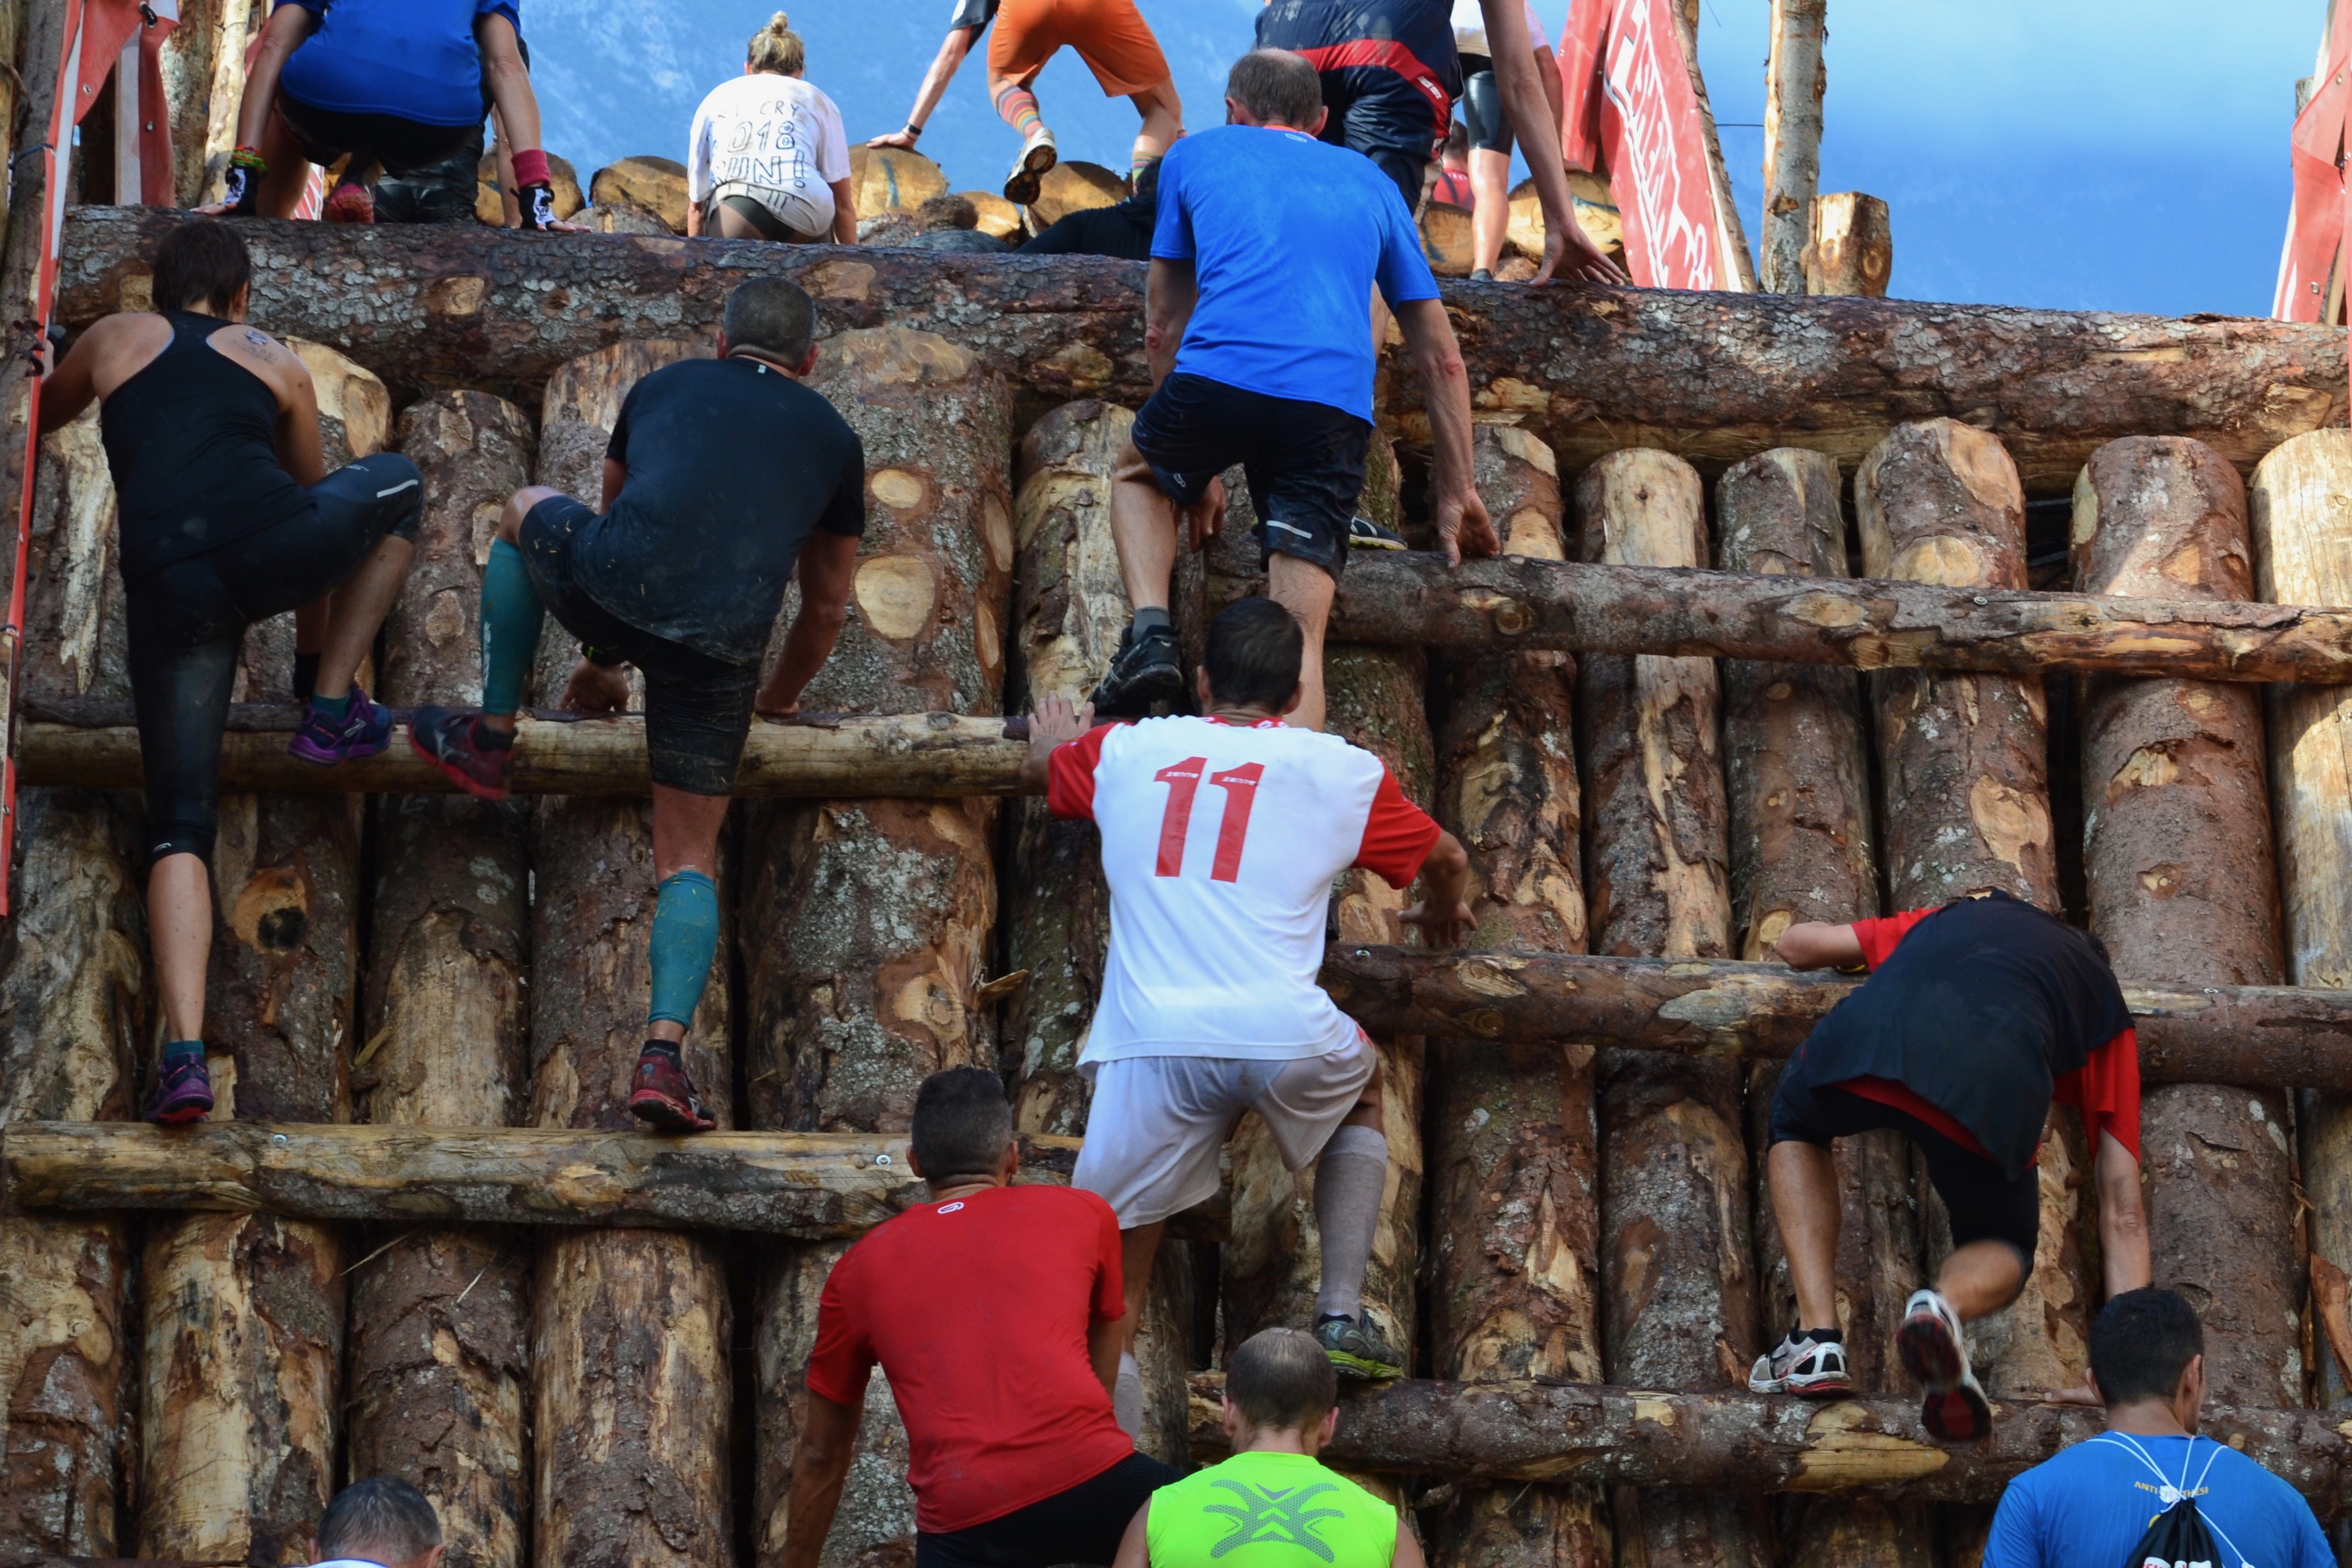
[240,328,282,360]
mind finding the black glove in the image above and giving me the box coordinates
[220,162,262,215]
[519,182,557,231]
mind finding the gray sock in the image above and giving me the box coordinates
[1312,1124,1388,1322]
[1132,605,1172,637]
[1114,1351,1143,1439]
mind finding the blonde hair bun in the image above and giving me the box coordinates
[747,12,804,74]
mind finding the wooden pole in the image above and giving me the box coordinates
[1574,448,1763,1562]
[1760,0,1827,294]
[1803,193,1893,297]
[1425,425,1606,1568]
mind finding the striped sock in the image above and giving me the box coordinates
[995,85,1043,137]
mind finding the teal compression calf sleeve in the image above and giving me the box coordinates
[480,537,545,716]
[648,870,720,1028]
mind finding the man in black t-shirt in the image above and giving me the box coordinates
[411,277,864,1134]
[1018,157,1157,262]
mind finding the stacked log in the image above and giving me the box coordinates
[1574,448,1763,1564]
[346,391,538,1568]
[1425,424,1606,1567]
[744,328,1012,1567]
[1719,450,1932,1563]
[2249,429,2352,1409]
[526,341,734,1568]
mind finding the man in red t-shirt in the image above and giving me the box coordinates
[783,1067,1176,1568]
[1754,891,2150,1444]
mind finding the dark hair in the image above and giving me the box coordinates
[1130,157,1161,203]
[916,193,979,233]
[2089,1288,2204,1406]
[1444,119,1469,159]
[722,276,817,365]
[1226,1328,1337,1432]
[152,218,251,314]
[1204,597,1304,711]
[317,1476,442,1561]
[910,1067,1013,1182]
[1227,50,1322,130]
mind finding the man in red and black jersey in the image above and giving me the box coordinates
[1754,890,2151,1442]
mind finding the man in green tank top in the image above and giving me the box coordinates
[1113,1328,1420,1567]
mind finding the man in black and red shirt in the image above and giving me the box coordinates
[781,1067,1173,1568]
[1754,890,2150,1443]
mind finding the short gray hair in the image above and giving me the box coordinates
[317,1477,442,1562]
[1227,50,1322,130]
[723,276,817,365]
[1226,1327,1337,1432]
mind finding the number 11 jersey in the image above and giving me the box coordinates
[1047,714,1440,1065]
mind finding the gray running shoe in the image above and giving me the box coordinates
[1315,1312,1406,1381]
[1004,126,1059,206]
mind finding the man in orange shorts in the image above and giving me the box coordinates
[869,0,1184,205]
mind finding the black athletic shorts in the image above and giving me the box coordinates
[1460,55,1511,156]
[1768,1073,2041,1269]
[278,91,481,178]
[518,495,761,796]
[916,1452,1180,1568]
[1131,372,1372,580]
[129,454,424,864]
[373,121,486,224]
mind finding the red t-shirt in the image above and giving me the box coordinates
[803,1184,1133,1532]
[1837,907,2141,1162]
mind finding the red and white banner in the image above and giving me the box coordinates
[2274,2,2352,321]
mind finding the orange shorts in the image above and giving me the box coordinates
[987,0,1171,98]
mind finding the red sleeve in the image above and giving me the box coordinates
[1088,1192,1126,1325]
[1352,767,1444,888]
[802,1244,878,1407]
[2051,1027,2141,1162]
[1852,907,1936,970]
[1046,723,1121,822]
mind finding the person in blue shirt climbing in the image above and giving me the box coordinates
[205,0,570,230]
[1983,1288,2333,1568]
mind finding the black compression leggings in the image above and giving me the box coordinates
[128,453,423,865]
[1460,55,1511,156]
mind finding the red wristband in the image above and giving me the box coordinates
[509,148,551,188]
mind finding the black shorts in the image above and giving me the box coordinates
[129,454,424,864]
[1460,55,1511,156]
[518,495,761,796]
[1768,1073,2041,1269]
[372,121,486,224]
[1131,372,1372,580]
[277,92,481,177]
[915,1453,1179,1568]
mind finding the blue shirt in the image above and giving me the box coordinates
[276,0,520,128]
[1984,1432,2333,1568]
[1150,124,1439,423]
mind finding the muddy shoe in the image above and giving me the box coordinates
[409,706,517,801]
[629,1045,718,1134]
[1088,622,1182,719]
[1898,1288,1993,1442]
[1315,1312,1405,1381]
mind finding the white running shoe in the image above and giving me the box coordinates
[1897,1287,1993,1441]
[1004,126,1059,206]
[1749,1330,1853,1397]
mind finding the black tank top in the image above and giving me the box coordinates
[99,310,310,583]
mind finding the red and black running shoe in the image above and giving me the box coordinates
[409,706,517,801]
[629,1045,717,1134]
[1898,1288,1993,1442]
[143,1054,214,1125]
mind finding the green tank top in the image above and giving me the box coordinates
[1147,1451,1396,1566]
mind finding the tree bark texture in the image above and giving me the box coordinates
[348,391,537,1568]
[2073,436,2299,1411]
[1857,417,2085,1406]
[2249,428,2352,1408]
[1804,193,1894,299]
[56,210,2352,492]
[1759,0,1827,294]
[1574,449,1761,1566]
[525,342,732,1568]
[1426,424,1607,1568]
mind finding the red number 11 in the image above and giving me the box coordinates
[1152,758,1265,882]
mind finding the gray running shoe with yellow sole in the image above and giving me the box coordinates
[1316,1312,1405,1381]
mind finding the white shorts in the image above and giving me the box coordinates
[1072,1034,1378,1229]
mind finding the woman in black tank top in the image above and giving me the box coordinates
[34,219,425,1125]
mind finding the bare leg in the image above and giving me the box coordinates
[314,535,414,700]
[1111,441,1180,613]
[644,784,730,1047]
[1935,1240,2029,1322]
[257,103,311,218]
[149,854,213,1042]
[1768,1139,1842,1332]
[1128,79,1183,167]
[1469,147,1512,275]
[1267,554,1334,733]
[1118,1220,1166,1354]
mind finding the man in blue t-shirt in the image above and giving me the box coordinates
[1984,1288,2332,1568]
[1090,48,1494,733]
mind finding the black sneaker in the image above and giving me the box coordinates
[408,706,516,801]
[1345,516,1408,551]
[1470,267,1494,282]
[1088,623,1182,718]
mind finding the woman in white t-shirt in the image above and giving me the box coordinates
[686,13,855,244]
[1449,0,1562,279]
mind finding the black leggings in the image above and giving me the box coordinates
[915,1454,1180,1568]
[1460,55,1511,156]
[129,454,423,864]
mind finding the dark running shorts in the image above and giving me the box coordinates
[518,495,761,796]
[277,93,481,178]
[1769,1072,2041,1269]
[916,1452,1180,1568]
[1131,372,1373,581]
[1460,55,1511,156]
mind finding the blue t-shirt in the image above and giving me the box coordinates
[276,0,520,128]
[1984,1433,2333,1568]
[1150,123,1439,423]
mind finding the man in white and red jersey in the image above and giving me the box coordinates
[1022,596,1472,1403]
[1754,891,2151,1444]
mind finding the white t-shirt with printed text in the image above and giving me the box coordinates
[686,73,852,227]
[1048,715,1440,1065]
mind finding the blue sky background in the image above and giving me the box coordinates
[527,0,2321,317]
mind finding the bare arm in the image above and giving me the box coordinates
[1395,1518,1427,1568]
[231,5,313,154]
[871,28,975,148]
[1774,921,1864,971]
[1391,298,1494,564]
[264,342,327,486]
[1480,0,1625,285]
[1111,1504,1152,1568]
[1017,691,1093,794]
[778,1391,863,1568]
[830,178,858,245]
[757,531,861,717]
[1144,258,1197,392]
[1535,45,1564,151]
[475,13,543,153]
[2094,1128,2150,1297]
[600,457,626,513]
[1400,829,1474,947]
[35,325,104,435]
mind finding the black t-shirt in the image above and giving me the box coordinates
[947,0,998,34]
[575,356,865,666]
[1784,891,2133,1180]
[1019,199,1155,261]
